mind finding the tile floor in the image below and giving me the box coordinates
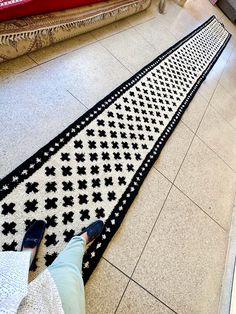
[1,0,236,313]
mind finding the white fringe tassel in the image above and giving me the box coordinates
[0,1,148,45]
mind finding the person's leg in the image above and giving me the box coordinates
[48,236,86,314]
[48,220,104,314]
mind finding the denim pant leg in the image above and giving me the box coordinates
[48,236,86,314]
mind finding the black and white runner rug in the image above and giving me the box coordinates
[0,16,231,282]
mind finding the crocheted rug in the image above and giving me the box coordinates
[0,16,230,282]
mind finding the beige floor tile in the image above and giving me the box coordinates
[210,83,236,130]
[29,33,96,64]
[150,0,223,40]
[85,258,129,314]
[158,0,183,24]
[181,92,209,132]
[133,186,228,314]
[0,72,87,178]
[185,0,224,21]
[126,1,158,27]
[0,55,36,81]
[222,36,236,60]
[220,15,236,40]
[0,68,87,131]
[198,68,221,102]
[91,19,131,40]
[198,35,235,102]
[175,136,236,229]
[0,122,29,179]
[219,46,236,99]
[103,168,171,276]
[100,27,157,73]
[198,42,232,102]
[34,41,131,108]
[134,17,177,54]
[167,0,225,41]
[154,122,194,182]
[197,106,236,171]
[116,280,174,314]
[168,9,200,40]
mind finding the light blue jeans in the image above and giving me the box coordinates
[48,236,86,314]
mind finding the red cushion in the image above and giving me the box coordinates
[0,0,104,22]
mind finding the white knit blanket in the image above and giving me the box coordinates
[0,251,64,314]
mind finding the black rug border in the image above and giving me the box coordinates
[0,16,231,282]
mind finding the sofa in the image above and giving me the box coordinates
[0,0,151,63]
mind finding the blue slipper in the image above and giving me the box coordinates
[21,220,46,269]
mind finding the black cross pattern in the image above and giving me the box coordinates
[2,240,18,251]
[63,229,75,242]
[62,211,74,224]
[2,222,17,236]
[45,198,58,210]
[45,215,58,228]
[45,233,58,247]
[46,181,57,193]
[24,200,38,213]
[44,252,58,266]
[26,182,39,194]
[1,203,15,215]
[45,166,56,176]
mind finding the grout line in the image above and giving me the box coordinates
[195,134,236,174]
[172,133,196,184]
[152,165,173,185]
[173,184,228,232]
[132,16,176,54]
[1,63,39,83]
[171,54,228,184]
[172,69,225,187]
[130,278,178,314]
[90,32,99,41]
[114,182,174,313]
[208,81,236,132]
[114,275,131,313]
[98,40,134,75]
[66,89,90,110]
[215,36,235,83]
[27,54,39,65]
[126,15,157,28]
[102,256,130,279]
[14,63,38,74]
[180,113,236,163]
[26,37,98,68]
[152,165,227,232]
[210,104,236,132]
[132,26,160,53]
[195,88,210,103]
[91,22,134,42]
[180,119,197,134]
[104,254,178,313]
